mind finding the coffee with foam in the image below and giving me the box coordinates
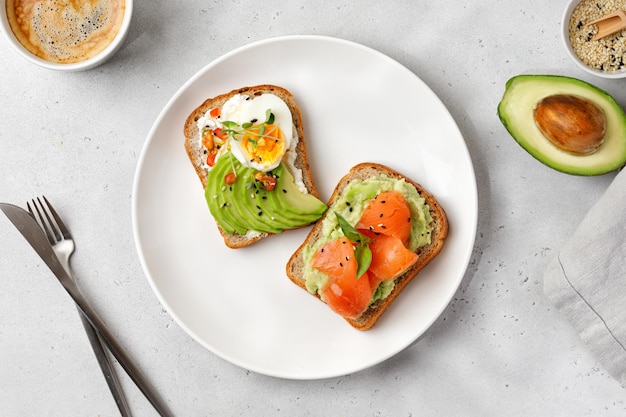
[6,0,125,64]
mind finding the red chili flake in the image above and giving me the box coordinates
[224,172,237,184]
[254,172,277,191]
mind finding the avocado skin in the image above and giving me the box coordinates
[205,154,327,234]
[498,74,626,176]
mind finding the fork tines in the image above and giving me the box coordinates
[27,196,66,245]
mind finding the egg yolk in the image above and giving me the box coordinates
[240,123,286,167]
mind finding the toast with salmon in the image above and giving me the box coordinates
[286,162,448,330]
[184,85,325,248]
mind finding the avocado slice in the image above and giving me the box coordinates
[205,154,327,235]
[229,166,284,234]
[253,186,299,231]
[498,74,626,175]
[267,164,328,223]
[205,155,248,235]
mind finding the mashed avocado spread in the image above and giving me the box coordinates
[302,174,433,303]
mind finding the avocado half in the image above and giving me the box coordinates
[498,74,626,175]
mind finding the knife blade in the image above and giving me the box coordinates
[0,203,174,417]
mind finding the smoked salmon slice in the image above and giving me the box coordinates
[310,191,418,319]
[366,233,419,281]
[311,237,372,319]
[355,191,412,245]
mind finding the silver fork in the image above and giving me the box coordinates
[28,196,132,417]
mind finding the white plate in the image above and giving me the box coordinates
[132,35,477,380]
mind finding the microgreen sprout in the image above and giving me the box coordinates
[219,109,278,149]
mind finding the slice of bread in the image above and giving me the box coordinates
[285,162,449,330]
[184,85,321,248]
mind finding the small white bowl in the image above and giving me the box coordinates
[562,0,626,79]
[0,0,133,71]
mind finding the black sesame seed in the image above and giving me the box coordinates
[339,262,343,267]
[282,189,287,193]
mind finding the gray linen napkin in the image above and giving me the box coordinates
[544,168,626,387]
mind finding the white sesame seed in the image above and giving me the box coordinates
[569,0,626,71]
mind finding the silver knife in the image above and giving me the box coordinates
[0,203,174,417]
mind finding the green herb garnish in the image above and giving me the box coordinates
[218,110,278,147]
[336,213,372,279]
[354,244,372,280]
[265,109,275,125]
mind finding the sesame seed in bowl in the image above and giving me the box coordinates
[562,0,626,78]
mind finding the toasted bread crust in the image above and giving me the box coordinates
[285,162,449,330]
[183,85,320,249]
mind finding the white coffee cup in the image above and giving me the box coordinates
[0,0,133,71]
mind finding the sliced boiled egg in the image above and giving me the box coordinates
[221,93,293,172]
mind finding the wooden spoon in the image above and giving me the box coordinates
[585,10,626,41]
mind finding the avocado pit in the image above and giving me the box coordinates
[533,94,606,155]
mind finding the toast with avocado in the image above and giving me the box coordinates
[285,163,448,330]
[184,85,327,248]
